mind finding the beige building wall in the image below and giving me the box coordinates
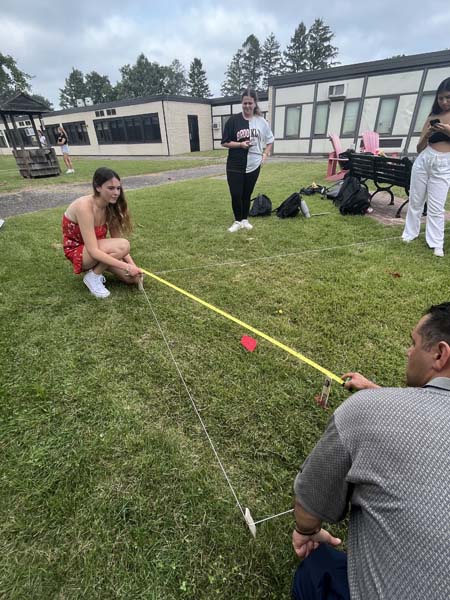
[163,101,212,154]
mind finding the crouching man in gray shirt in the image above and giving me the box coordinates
[292,302,450,600]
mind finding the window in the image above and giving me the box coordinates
[221,115,231,131]
[95,110,105,117]
[106,108,116,116]
[313,102,329,136]
[413,93,434,132]
[375,97,398,135]
[341,100,360,136]
[62,121,90,145]
[0,133,8,148]
[94,113,161,144]
[284,106,302,138]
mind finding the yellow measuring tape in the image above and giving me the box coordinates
[140,268,344,385]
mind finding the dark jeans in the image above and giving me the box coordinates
[292,545,350,600]
[226,167,261,221]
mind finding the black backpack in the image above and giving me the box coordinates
[334,175,370,215]
[249,194,272,217]
[274,192,302,218]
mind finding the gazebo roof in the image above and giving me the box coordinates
[0,91,49,116]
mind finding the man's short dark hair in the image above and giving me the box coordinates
[420,302,450,349]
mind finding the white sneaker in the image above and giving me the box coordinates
[433,248,444,257]
[83,270,110,298]
[228,221,242,233]
[241,219,253,230]
[66,169,74,174]
[401,236,415,243]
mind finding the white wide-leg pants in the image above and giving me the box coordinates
[402,146,450,250]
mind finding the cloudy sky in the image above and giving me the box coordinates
[2,0,448,109]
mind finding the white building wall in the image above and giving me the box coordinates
[365,71,422,96]
[276,85,315,104]
[316,78,364,101]
[424,67,450,90]
[393,95,417,134]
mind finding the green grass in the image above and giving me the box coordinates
[1,161,448,599]
[0,154,224,193]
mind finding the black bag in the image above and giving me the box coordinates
[334,175,370,215]
[249,194,272,217]
[274,192,302,218]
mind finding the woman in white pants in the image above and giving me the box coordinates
[402,78,450,257]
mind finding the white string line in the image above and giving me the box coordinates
[156,234,405,275]
[253,508,294,525]
[139,283,246,519]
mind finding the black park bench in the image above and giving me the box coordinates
[346,152,414,218]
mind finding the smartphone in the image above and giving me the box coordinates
[430,118,440,126]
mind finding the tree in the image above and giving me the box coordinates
[283,22,309,73]
[163,59,187,95]
[30,93,53,111]
[85,71,116,104]
[187,58,211,98]
[261,33,283,89]
[221,49,245,96]
[59,68,87,108]
[306,18,339,70]
[116,53,167,99]
[0,52,31,96]
[242,34,262,90]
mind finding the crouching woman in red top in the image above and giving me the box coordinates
[62,167,142,298]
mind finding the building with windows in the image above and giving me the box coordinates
[267,49,450,156]
[1,49,449,158]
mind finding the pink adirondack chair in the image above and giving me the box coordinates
[326,133,349,181]
[361,131,379,154]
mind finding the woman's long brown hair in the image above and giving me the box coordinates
[92,167,132,234]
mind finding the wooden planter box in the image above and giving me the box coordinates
[13,148,61,178]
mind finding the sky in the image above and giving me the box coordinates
[1,0,449,109]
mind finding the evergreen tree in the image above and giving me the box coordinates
[242,34,262,90]
[261,32,283,89]
[187,58,211,98]
[116,54,167,99]
[306,18,339,70]
[85,71,116,104]
[221,49,245,96]
[0,52,31,96]
[283,22,309,73]
[59,68,88,108]
[163,59,188,95]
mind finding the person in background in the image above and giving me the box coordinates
[292,302,450,599]
[402,78,450,257]
[57,125,75,174]
[62,167,142,299]
[221,87,274,232]
[38,130,47,147]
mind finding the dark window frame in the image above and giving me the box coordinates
[221,114,231,132]
[374,96,399,136]
[340,99,361,137]
[93,112,161,145]
[413,92,435,133]
[313,101,330,137]
[284,104,302,139]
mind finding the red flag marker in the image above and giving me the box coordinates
[241,335,257,352]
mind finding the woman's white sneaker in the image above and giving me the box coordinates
[241,219,253,230]
[228,221,242,233]
[433,248,444,257]
[83,270,110,298]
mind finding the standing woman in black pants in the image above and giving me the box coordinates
[221,88,274,232]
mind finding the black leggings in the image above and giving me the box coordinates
[227,167,261,221]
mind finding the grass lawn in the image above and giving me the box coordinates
[0,153,225,194]
[1,161,448,599]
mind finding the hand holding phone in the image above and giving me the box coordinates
[430,118,440,126]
